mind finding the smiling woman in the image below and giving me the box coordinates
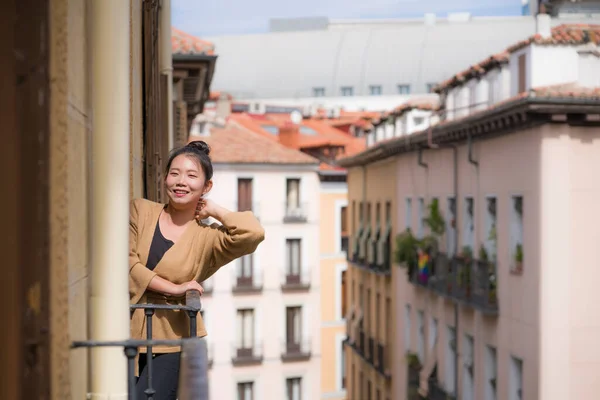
[129,140,265,399]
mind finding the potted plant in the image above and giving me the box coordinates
[406,352,422,385]
[395,229,419,277]
[478,244,489,262]
[513,243,523,274]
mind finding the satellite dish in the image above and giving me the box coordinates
[290,110,303,125]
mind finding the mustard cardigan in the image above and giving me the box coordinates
[129,198,265,353]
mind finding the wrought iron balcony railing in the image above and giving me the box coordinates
[231,342,263,366]
[281,339,311,361]
[283,202,308,223]
[232,270,263,294]
[281,268,311,292]
[71,290,208,400]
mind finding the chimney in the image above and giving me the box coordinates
[278,122,300,148]
[216,93,231,119]
[536,12,551,39]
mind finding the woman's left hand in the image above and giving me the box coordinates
[195,198,231,222]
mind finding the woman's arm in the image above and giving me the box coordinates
[146,275,204,297]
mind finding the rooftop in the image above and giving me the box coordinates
[172,27,215,55]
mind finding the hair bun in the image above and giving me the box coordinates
[186,140,211,156]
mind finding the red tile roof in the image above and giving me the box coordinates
[507,23,600,53]
[172,27,215,55]
[191,123,318,165]
[531,83,600,99]
[435,24,600,93]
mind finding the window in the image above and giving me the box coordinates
[286,377,302,400]
[417,310,425,362]
[285,239,301,282]
[509,356,523,400]
[341,341,346,388]
[404,304,411,351]
[237,254,254,286]
[469,83,477,112]
[417,197,425,238]
[397,84,410,94]
[485,197,497,260]
[485,346,498,400]
[426,82,437,93]
[341,270,347,318]
[463,335,474,400]
[369,85,382,96]
[236,309,254,356]
[510,196,523,273]
[367,380,372,400]
[286,307,302,353]
[446,326,457,395]
[286,178,300,210]
[366,289,371,333]
[413,116,425,126]
[341,205,349,253]
[488,74,496,105]
[313,87,325,97]
[375,293,381,339]
[340,86,354,96]
[446,197,457,256]
[237,178,253,212]
[463,197,474,250]
[237,382,254,400]
[405,198,412,229]
[518,54,526,93]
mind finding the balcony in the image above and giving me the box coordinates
[348,234,391,276]
[236,201,260,219]
[408,253,498,315]
[376,342,391,379]
[283,202,308,223]
[232,270,263,294]
[281,339,311,362]
[232,342,263,366]
[429,377,456,400]
[366,336,375,363]
[281,269,311,292]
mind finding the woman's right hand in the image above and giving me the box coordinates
[175,280,204,296]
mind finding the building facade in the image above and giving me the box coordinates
[196,122,322,400]
[340,21,600,400]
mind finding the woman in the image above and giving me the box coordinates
[129,140,265,399]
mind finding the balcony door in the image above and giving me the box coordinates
[237,382,254,400]
[286,307,302,353]
[237,178,253,212]
[286,178,300,214]
[286,377,302,400]
[286,239,301,284]
[236,309,254,357]
[237,255,253,287]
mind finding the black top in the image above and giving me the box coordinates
[146,220,174,271]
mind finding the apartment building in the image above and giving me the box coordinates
[196,121,322,400]
[221,112,367,400]
[340,19,600,400]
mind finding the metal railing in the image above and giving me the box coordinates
[283,202,308,223]
[71,290,208,400]
[281,339,312,361]
[281,268,311,291]
[233,269,263,293]
[407,253,499,315]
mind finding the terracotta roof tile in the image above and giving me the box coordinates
[434,52,509,93]
[172,27,215,55]
[530,83,600,99]
[190,123,318,165]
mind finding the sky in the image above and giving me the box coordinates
[172,0,525,37]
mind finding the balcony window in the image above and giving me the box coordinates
[377,202,392,272]
[359,203,372,263]
[463,197,475,252]
[463,334,475,400]
[341,340,346,388]
[368,203,381,266]
[237,178,253,213]
[509,356,523,400]
[282,239,310,291]
[341,270,347,318]
[510,196,523,274]
[341,205,349,253]
[404,304,411,352]
[286,377,302,400]
[284,178,307,223]
[233,254,262,293]
[352,202,364,261]
[237,382,254,400]
[417,198,425,238]
[446,197,457,256]
[283,307,310,360]
[234,309,262,365]
[485,345,498,400]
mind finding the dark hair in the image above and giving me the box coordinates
[166,140,213,180]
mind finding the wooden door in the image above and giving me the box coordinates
[237,178,253,212]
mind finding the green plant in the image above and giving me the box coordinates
[488,223,497,242]
[405,352,421,368]
[515,243,523,263]
[420,234,439,256]
[478,244,489,261]
[394,229,419,268]
[423,198,446,238]
[460,245,473,261]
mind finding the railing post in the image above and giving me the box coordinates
[186,290,202,337]
[124,346,139,400]
[144,308,156,400]
[178,338,210,400]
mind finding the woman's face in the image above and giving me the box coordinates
[165,154,211,210]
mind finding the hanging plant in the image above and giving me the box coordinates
[394,229,419,269]
[423,198,446,238]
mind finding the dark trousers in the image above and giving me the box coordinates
[136,352,181,400]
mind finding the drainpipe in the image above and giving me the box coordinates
[468,133,478,167]
[417,148,428,169]
[160,0,174,149]
[452,144,459,397]
[89,0,131,398]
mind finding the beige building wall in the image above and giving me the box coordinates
[320,187,349,399]
[392,123,600,400]
[48,1,145,398]
[346,159,397,400]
